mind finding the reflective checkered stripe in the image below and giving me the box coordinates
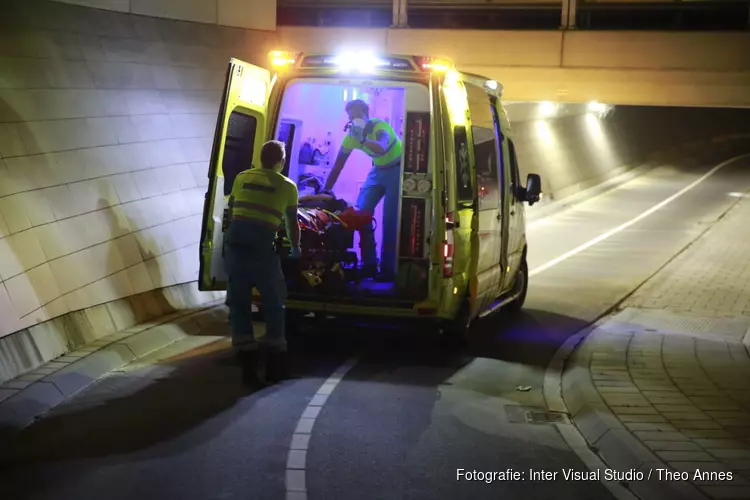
[230,169,297,230]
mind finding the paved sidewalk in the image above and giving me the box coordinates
[563,195,750,500]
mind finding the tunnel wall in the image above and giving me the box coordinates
[0,0,277,381]
[50,0,278,30]
[36,2,750,106]
[510,106,750,205]
[1,0,750,384]
[276,27,750,106]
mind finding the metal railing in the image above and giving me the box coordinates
[276,0,750,30]
[575,1,750,30]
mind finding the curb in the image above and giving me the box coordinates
[560,323,711,500]
[544,150,750,500]
[544,326,639,500]
[0,282,227,386]
[0,301,225,438]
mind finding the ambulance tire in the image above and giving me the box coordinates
[508,258,528,312]
[439,299,472,347]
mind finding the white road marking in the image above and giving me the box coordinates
[542,152,750,500]
[286,153,750,500]
[530,153,750,277]
[285,357,357,500]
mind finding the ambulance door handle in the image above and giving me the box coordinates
[496,212,501,221]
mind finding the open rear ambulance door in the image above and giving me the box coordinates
[198,58,271,291]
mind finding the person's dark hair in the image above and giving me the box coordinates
[345,99,369,116]
[260,140,286,169]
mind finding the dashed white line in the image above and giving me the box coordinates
[285,357,358,500]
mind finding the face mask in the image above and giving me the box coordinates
[344,117,367,133]
[351,118,366,129]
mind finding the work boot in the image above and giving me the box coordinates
[265,349,294,383]
[237,349,268,387]
[361,264,393,283]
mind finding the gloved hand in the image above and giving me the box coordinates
[289,246,302,258]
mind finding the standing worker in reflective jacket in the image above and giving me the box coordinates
[225,140,301,385]
[323,99,403,282]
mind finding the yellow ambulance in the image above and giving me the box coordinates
[198,51,542,339]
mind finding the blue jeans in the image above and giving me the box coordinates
[224,242,287,352]
[356,165,401,278]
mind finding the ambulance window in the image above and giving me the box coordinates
[466,83,500,210]
[508,139,522,200]
[222,111,258,196]
[454,125,473,203]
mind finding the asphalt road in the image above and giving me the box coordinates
[2,150,749,500]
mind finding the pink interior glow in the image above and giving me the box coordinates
[276,82,406,264]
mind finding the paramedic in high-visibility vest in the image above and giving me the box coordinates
[323,99,403,281]
[224,140,301,385]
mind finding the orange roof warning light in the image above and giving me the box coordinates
[414,56,454,73]
[269,50,299,68]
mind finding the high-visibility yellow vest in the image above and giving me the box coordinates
[229,168,298,230]
[342,118,403,169]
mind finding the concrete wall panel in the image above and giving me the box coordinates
[0,0,275,341]
[53,0,130,12]
[274,27,750,106]
[48,0,278,30]
[464,66,750,106]
[563,31,750,72]
[218,0,277,31]
[130,0,218,24]
[386,29,564,67]
[36,3,750,106]
[276,27,389,54]
[274,27,564,67]
[273,27,750,74]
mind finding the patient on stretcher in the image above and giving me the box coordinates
[274,191,377,291]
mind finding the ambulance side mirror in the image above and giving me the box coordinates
[524,173,542,206]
